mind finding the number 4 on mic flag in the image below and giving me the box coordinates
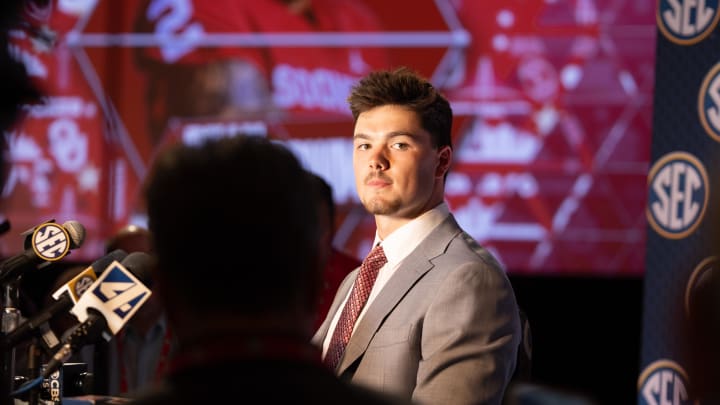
[70,260,152,335]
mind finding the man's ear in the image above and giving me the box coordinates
[436,145,452,178]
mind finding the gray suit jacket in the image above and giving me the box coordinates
[312,215,521,405]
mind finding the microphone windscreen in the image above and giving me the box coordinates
[62,221,86,249]
[120,252,154,288]
[96,249,128,275]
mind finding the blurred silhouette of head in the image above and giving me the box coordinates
[0,0,43,186]
[105,224,152,254]
[306,171,335,264]
[144,135,322,339]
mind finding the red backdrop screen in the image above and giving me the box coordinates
[3,0,655,275]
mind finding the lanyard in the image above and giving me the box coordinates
[117,325,174,394]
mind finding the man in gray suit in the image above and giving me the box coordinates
[313,67,522,405]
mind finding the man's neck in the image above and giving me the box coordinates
[374,200,445,239]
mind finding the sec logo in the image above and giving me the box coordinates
[698,62,720,142]
[71,273,96,299]
[657,0,720,45]
[646,152,708,239]
[31,222,71,261]
[638,360,695,405]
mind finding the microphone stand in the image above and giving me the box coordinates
[1,281,21,405]
[26,340,40,405]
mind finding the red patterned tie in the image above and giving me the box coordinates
[323,244,387,370]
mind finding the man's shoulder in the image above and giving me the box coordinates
[124,362,411,405]
[426,217,507,276]
[342,384,412,405]
[125,383,408,405]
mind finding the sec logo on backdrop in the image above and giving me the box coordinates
[657,0,720,45]
[646,152,708,239]
[638,359,693,405]
[698,62,720,142]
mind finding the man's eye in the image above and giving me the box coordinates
[356,144,369,150]
[392,143,409,150]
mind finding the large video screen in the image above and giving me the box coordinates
[3,0,656,275]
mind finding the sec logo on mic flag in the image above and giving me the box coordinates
[31,222,71,261]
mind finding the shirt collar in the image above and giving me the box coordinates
[372,202,450,265]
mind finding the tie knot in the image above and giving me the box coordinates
[365,244,387,268]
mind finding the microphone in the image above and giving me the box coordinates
[2,249,129,350]
[51,249,129,304]
[0,217,11,237]
[0,220,86,284]
[42,252,154,378]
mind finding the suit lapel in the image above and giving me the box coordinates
[338,215,463,373]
